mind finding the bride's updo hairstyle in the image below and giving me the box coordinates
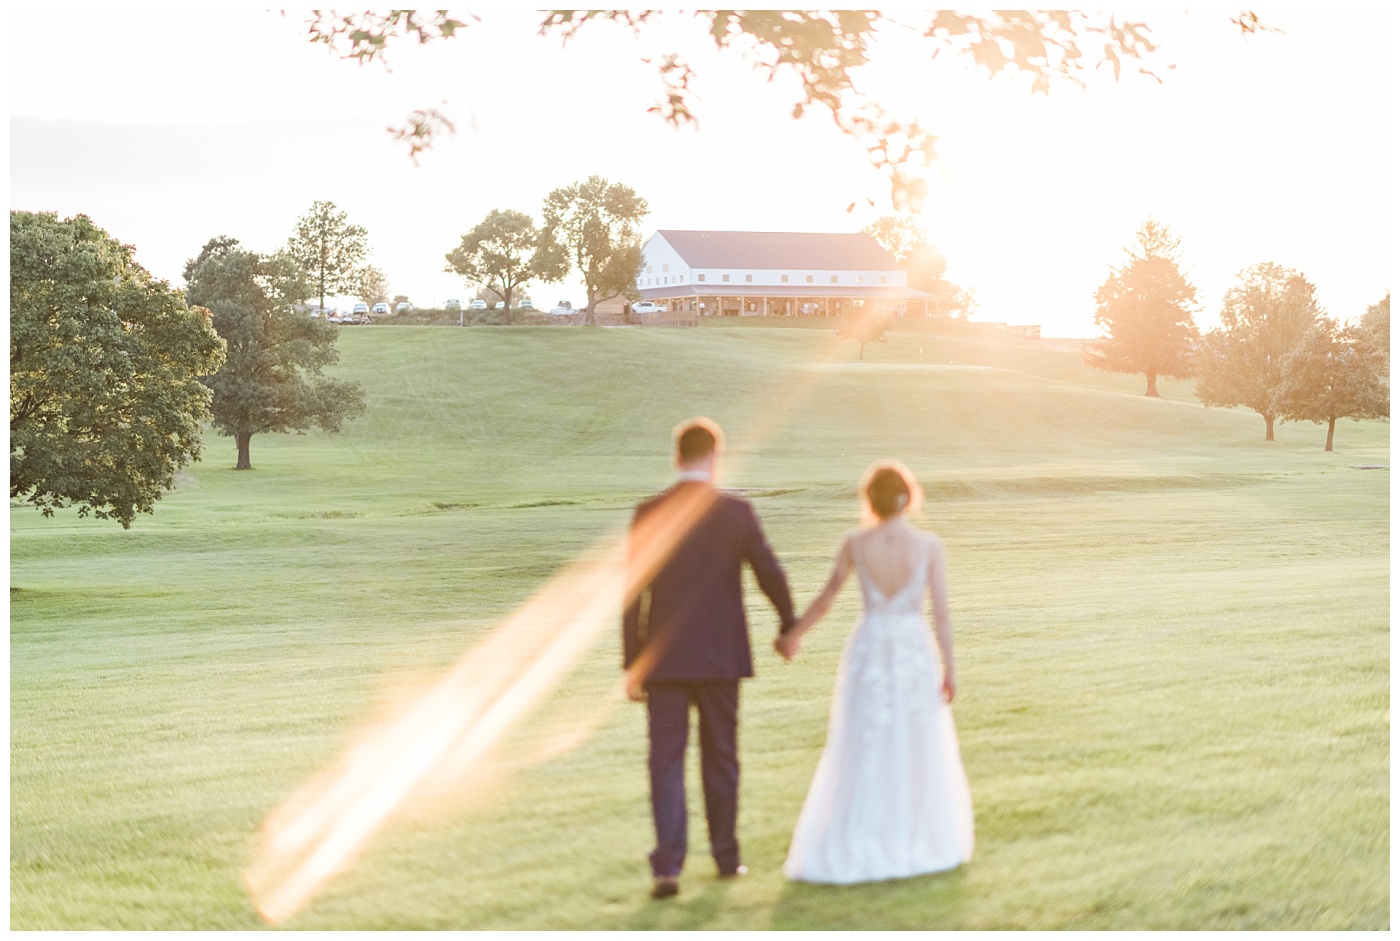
[860,460,923,524]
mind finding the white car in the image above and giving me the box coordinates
[519,298,535,310]
[549,301,574,316]
[494,301,505,310]
[396,301,412,313]
[352,302,369,314]
[372,302,390,314]
[632,302,664,315]
[445,298,462,310]
[469,299,488,311]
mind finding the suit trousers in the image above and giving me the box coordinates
[645,679,741,877]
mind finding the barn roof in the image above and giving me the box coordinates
[653,230,900,271]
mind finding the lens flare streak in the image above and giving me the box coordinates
[248,543,626,924]
[247,485,723,924]
[248,327,862,923]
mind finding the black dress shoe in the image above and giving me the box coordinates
[651,875,680,899]
[718,864,748,879]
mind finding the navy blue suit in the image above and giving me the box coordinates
[623,481,795,877]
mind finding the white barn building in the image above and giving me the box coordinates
[634,230,938,322]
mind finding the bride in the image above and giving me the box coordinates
[775,460,974,884]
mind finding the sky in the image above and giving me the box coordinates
[8,7,1394,336]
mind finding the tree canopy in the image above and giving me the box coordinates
[1087,218,1200,396]
[540,177,647,326]
[298,10,1270,209]
[1353,293,1390,396]
[862,214,972,318]
[353,266,390,308]
[862,215,927,263]
[10,211,226,527]
[837,310,890,360]
[1273,317,1387,451]
[185,237,366,470]
[285,200,370,310]
[1196,262,1321,440]
[445,210,567,325]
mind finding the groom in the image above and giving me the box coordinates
[622,417,795,899]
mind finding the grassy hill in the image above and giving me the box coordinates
[9,322,1389,929]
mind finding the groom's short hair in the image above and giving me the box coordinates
[674,417,724,464]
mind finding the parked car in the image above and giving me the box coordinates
[324,309,342,323]
[469,299,488,311]
[494,301,506,310]
[445,298,462,310]
[372,302,390,314]
[632,301,664,315]
[352,303,369,314]
[549,301,575,316]
[396,301,412,313]
[519,298,535,310]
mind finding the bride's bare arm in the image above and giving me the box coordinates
[774,537,854,660]
[927,534,957,702]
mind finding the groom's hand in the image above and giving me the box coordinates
[774,633,799,661]
[624,675,647,702]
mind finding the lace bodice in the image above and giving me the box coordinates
[852,535,928,618]
[782,524,973,885]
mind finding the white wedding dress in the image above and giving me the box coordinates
[784,535,974,883]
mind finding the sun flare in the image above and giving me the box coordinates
[245,328,858,923]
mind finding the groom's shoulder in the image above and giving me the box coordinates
[715,490,765,530]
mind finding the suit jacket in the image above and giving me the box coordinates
[623,482,795,682]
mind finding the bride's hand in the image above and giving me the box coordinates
[941,671,956,704]
[774,633,800,661]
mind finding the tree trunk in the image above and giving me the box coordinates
[858,340,866,360]
[1325,416,1336,452]
[235,432,252,470]
[1145,372,1159,397]
[501,285,512,325]
[584,288,597,326]
[1264,413,1275,441]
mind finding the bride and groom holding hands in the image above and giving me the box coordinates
[622,418,974,899]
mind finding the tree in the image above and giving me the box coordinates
[1354,292,1390,399]
[900,242,949,291]
[1195,262,1321,440]
[838,311,890,360]
[1086,218,1200,396]
[185,237,366,470]
[541,177,647,326]
[353,266,390,307]
[862,214,971,318]
[862,215,927,263]
[1273,317,1387,451]
[444,210,567,325]
[10,211,225,527]
[300,10,1271,209]
[285,201,370,311]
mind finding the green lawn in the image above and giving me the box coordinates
[10,322,1389,929]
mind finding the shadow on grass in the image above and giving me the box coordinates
[768,866,968,930]
[625,877,733,930]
